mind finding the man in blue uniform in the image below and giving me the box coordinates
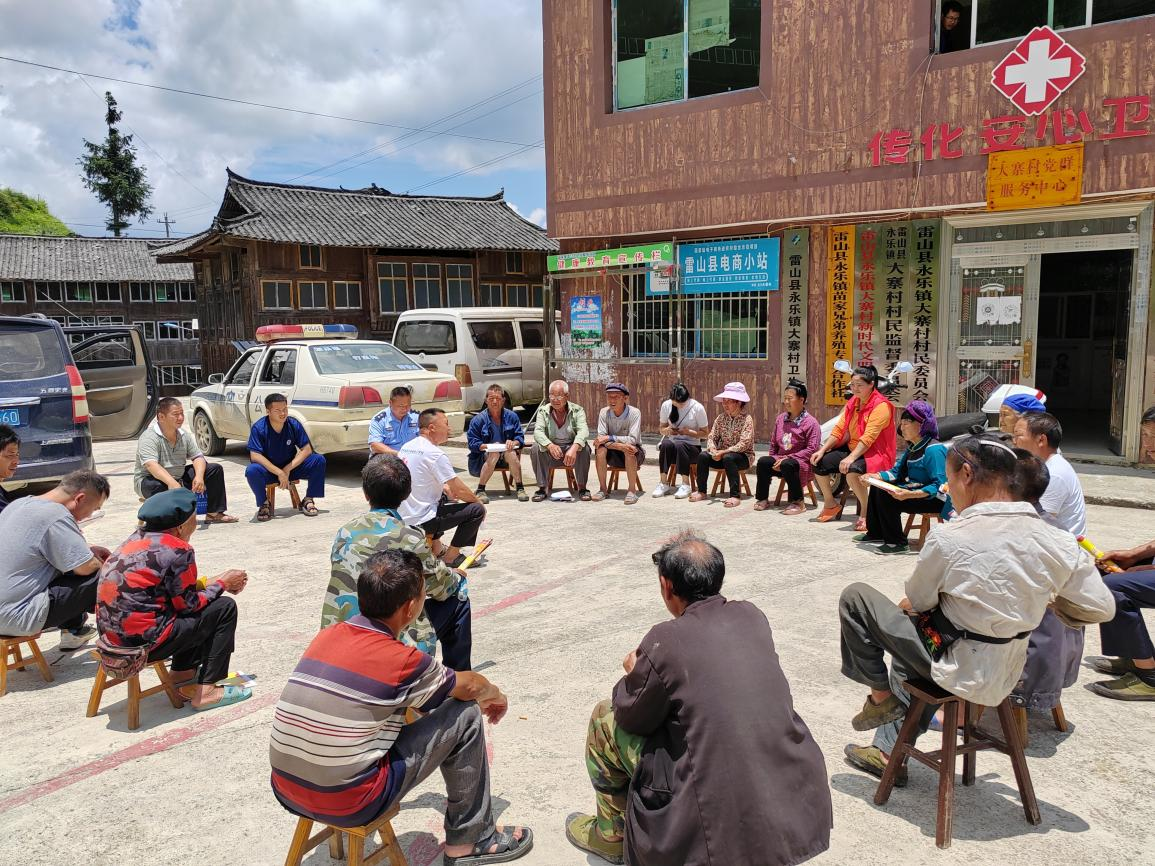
[368,386,420,456]
[244,394,326,521]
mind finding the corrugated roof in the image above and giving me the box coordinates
[154,170,557,260]
[0,235,194,281]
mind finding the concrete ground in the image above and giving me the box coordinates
[1,435,1153,866]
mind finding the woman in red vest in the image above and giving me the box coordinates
[810,364,897,532]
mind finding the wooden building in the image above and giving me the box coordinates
[0,235,200,395]
[155,171,557,376]
[543,1,1155,464]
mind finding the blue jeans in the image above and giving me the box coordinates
[244,452,326,506]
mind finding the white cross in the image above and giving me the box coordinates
[1004,39,1070,104]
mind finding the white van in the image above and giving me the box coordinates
[393,307,559,412]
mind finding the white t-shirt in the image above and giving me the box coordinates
[658,399,708,444]
[398,436,458,526]
[1039,452,1086,536]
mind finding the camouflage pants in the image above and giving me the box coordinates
[585,699,645,840]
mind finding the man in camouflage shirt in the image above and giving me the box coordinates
[324,455,471,670]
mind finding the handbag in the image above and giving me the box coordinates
[915,606,1031,662]
[95,635,151,681]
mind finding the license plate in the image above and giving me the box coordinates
[0,408,21,426]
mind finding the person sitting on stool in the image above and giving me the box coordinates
[244,393,326,521]
[467,384,527,503]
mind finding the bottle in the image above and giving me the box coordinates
[1076,536,1122,573]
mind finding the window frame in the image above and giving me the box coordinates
[412,262,443,309]
[505,250,524,274]
[93,282,121,303]
[157,321,183,341]
[259,347,298,386]
[178,282,195,302]
[446,263,475,307]
[159,365,183,386]
[261,280,294,310]
[134,320,157,340]
[506,283,530,307]
[333,280,362,310]
[65,282,93,303]
[129,282,152,303]
[299,244,324,269]
[377,262,409,314]
[479,282,504,306]
[945,0,1155,51]
[0,281,26,303]
[155,282,177,303]
[185,364,203,385]
[297,280,329,310]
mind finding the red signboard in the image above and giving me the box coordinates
[991,26,1087,117]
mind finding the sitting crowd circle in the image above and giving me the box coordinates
[0,363,1153,865]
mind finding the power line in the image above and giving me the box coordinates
[63,220,188,236]
[406,139,544,194]
[0,54,544,149]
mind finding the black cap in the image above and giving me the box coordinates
[137,488,197,531]
[605,382,629,396]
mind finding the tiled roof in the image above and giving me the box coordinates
[0,235,194,281]
[154,169,556,259]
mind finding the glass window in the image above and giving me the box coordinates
[334,281,362,309]
[134,321,157,340]
[377,262,408,313]
[393,320,457,355]
[413,263,442,308]
[129,282,152,302]
[298,280,328,310]
[0,281,25,303]
[506,283,529,306]
[970,0,1155,47]
[186,364,202,385]
[155,282,177,302]
[94,282,121,303]
[182,320,198,339]
[96,315,125,326]
[519,320,545,349]
[468,321,517,351]
[506,250,524,274]
[262,280,293,310]
[479,282,504,306]
[66,282,93,302]
[1093,0,1155,24]
[226,350,260,386]
[37,282,63,302]
[178,282,195,302]
[72,333,134,368]
[0,324,67,380]
[157,321,183,341]
[446,264,474,307]
[309,343,425,375]
[260,348,297,385]
[299,244,323,268]
[531,284,544,307]
[159,366,183,385]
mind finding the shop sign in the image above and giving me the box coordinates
[991,26,1086,116]
[780,229,809,383]
[675,238,780,295]
[825,226,854,405]
[986,142,1083,211]
[549,242,673,273]
[569,296,603,349]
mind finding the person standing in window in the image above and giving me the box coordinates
[939,1,967,53]
[652,383,709,500]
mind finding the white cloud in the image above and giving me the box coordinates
[0,0,545,237]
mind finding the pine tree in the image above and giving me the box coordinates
[77,92,153,236]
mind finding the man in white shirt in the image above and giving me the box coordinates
[1012,412,1086,536]
[399,409,486,567]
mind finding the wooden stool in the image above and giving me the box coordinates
[1,633,54,697]
[664,465,677,486]
[1009,702,1068,747]
[903,512,944,548]
[86,654,186,730]
[773,478,819,507]
[546,466,579,493]
[606,467,642,493]
[709,467,752,497]
[265,480,302,514]
[837,484,862,516]
[875,678,1041,849]
[284,802,407,866]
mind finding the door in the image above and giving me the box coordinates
[217,349,262,437]
[66,326,157,441]
[946,256,1041,414]
[468,320,522,403]
[248,347,298,424]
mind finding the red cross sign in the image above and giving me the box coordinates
[991,26,1087,117]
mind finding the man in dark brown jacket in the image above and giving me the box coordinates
[566,531,832,866]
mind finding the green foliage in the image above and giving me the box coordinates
[0,189,72,236]
[78,92,153,237]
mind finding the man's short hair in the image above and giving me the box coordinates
[390,386,412,401]
[358,548,425,620]
[57,469,110,501]
[156,396,182,416]
[548,379,569,396]
[362,454,412,509]
[943,0,963,14]
[418,407,445,430]
[264,393,288,410]
[653,530,725,602]
[0,424,19,451]
[1021,411,1063,449]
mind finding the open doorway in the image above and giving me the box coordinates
[1036,249,1133,457]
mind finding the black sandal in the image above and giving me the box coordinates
[443,827,533,865]
[300,497,319,516]
[531,489,547,502]
[256,503,272,522]
[579,488,592,502]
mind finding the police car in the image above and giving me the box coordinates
[189,323,465,456]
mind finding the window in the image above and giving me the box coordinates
[309,343,426,375]
[226,350,260,386]
[298,280,328,310]
[182,320,199,340]
[0,325,66,380]
[47,315,67,326]
[413,263,442,308]
[505,250,524,274]
[468,320,517,350]
[94,282,121,303]
[479,282,504,306]
[65,282,93,302]
[377,262,408,313]
[334,281,362,309]
[66,315,96,326]
[134,321,157,340]
[96,315,125,326]
[393,320,457,355]
[299,244,323,269]
[945,1,1155,50]
[446,264,474,307]
[0,281,25,303]
[262,280,293,310]
[178,282,195,302]
[155,282,177,302]
[35,282,63,303]
[228,249,242,282]
[157,321,183,341]
[260,348,297,385]
[519,320,545,349]
[185,365,202,385]
[159,366,183,386]
[506,283,529,306]
[129,282,152,302]
[613,0,761,110]
[72,333,134,368]
[531,284,544,307]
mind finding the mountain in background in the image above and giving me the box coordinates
[0,188,72,236]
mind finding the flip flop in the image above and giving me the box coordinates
[205,513,239,524]
[191,685,252,711]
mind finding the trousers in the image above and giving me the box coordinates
[585,698,646,840]
[531,443,591,491]
[695,451,750,497]
[865,487,944,545]
[42,571,99,631]
[148,595,238,685]
[244,452,326,505]
[1099,567,1155,660]
[755,456,803,502]
[420,499,486,549]
[141,463,228,513]
[658,439,701,476]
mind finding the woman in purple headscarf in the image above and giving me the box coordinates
[856,400,951,554]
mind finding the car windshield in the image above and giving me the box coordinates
[309,343,426,375]
[0,325,66,380]
[393,321,456,355]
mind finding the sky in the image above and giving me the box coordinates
[0,0,547,239]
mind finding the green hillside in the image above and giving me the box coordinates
[0,188,72,236]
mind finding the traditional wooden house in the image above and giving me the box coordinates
[543,1,1155,464]
[154,170,557,376]
[0,234,200,395]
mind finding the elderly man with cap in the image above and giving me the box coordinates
[96,489,251,711]
[592,383,646,505]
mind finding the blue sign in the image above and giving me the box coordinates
[668,238,781,295]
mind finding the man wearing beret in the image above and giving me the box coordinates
[96,489,251,710]
[592,383,646,505]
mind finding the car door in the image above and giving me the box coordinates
[216,349,262,438]
[468,320,523,403]
[248,347,298,424]
[65,326,157,441]
[516,319,546,406]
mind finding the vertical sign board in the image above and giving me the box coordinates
[570,296,603,349]
[905,220,940,403]
[881,223,910,403]
[854,225,881,370]
[779,229,810,384]
[826,226,854,405]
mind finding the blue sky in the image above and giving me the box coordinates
[0,0,548,237]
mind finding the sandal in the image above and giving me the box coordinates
[579,489,592,502]
[815,504,844,523]
[723,497,741,508]
[299,497,319,517]
[191,685,252,712]
[688,491,706,502]
[444,826,533,865]
[531,489,547,502]
[591,490,607,502]
[753,500,771,512]
[204,512,239,524]
[782,502,807,516]
[256,503,272,522]
[854,517,868,532]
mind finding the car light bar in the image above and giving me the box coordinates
[256,323,358,342]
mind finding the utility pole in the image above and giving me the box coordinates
[156,212,176,238]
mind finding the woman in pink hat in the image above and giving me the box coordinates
[690,382,755,507]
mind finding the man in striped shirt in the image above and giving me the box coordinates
[269,548,532,864]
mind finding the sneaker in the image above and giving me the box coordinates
[516,487,529,502]
[564,813,623,865]
[843,744,908,787]
[475,489,490,505]
[59,624,97,651]
[1089,672,1155,701]
[1087,656,1137,676]
[674,483,692,499]
[851,694,906,731]
[651,482,672,498]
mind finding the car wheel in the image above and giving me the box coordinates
[193,410,226,456]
